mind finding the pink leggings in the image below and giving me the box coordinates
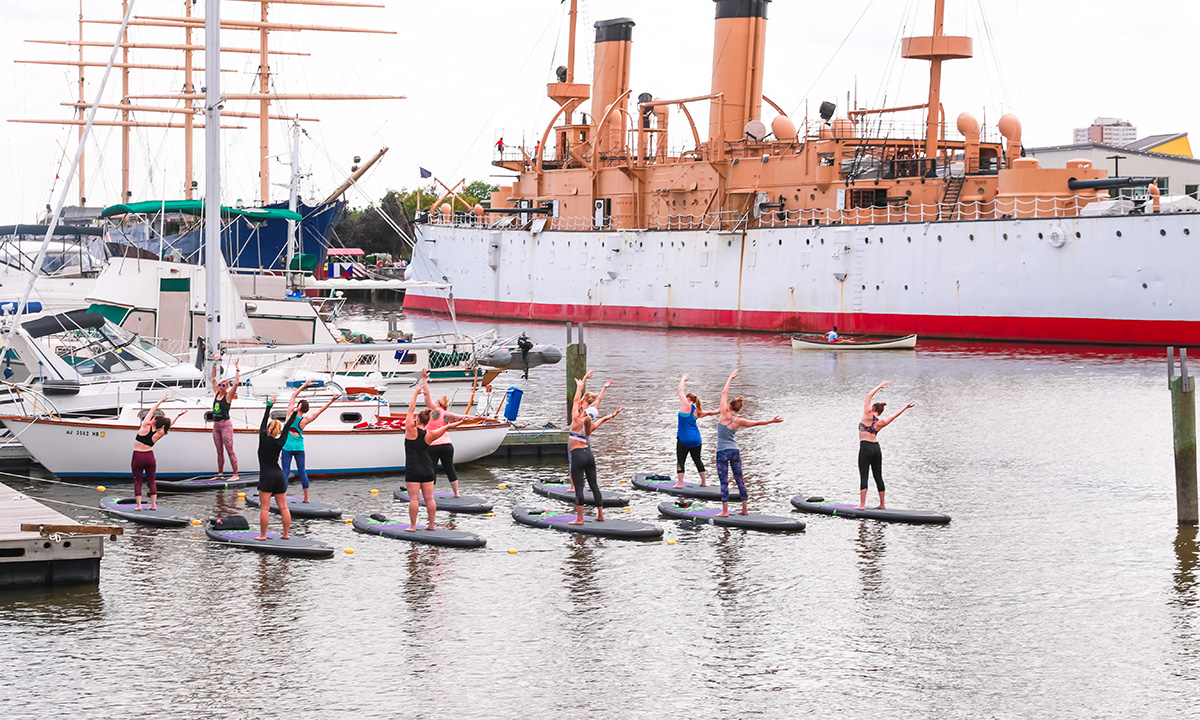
[213,420,238,474]
[132,450,157,497]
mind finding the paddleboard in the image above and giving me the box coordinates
[157,474,260,493]
[352,513,487,548]
[512,506,663,540]
[244,494,342,519]
[533,480,630,507]
[393,489,493,514]
[631,473,740,501]
[790,495,951,524]
[204,516,334,558]
[98,496,191,527]
[657,500,805,532]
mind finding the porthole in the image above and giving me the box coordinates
[778,239,782,245]
[704,241,708,247]
[1116,230,1123,237]
[1142,283,1148,289]
[879,238,884,244]
[340,412,362,424]
[1075,232,1081,239]
[794,194,800,201]
[907,236,912,243]
[1037,233,1044,240]
[861,285,867,290]
[865,238,870,244]
[937,235,942,242]
[681,241,685,248]
[906,190,912,196]
[820,238,824,245]
[1160,229,1167,237]
[875,285,880,290]
[1003,233,1008,240]
[969,234,974,241]
[805,239,810,245]
[904,285,909,290]
[1185,229,1191,236]
[810,194,816,201]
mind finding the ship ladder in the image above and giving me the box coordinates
[937,176,966,221]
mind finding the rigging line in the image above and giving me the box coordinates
[449,10,563,178]
[870,0,909,112]
[789,0,877,118]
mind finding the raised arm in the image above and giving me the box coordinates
[877,402,915,430]
[142,395,168,430]
[865,380,889,413]
[678,374,691,412]
[571,372,593,423]
[262,395,278,433]
[589,405,623,432]
[421,368,435,410]
[406,383,421,439]
[233,360,240,389]
[424,416,469,444]
[302,394,339,428]
[287,379,311,418]
[211,356,219,390]
[720,370,737,411]
[593,378,612,410]
[734,415,784,429]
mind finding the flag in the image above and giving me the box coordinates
[419,167,432,179]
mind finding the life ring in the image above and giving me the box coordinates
[1048,227,1066,248]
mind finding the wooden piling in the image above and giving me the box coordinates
[1169,347,1198,525]
[565,322,587,422]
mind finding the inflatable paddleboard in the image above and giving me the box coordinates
[244,494,342,519]
[393,489,493,514]
[657,500,805,532]
[99,496,191,527]
[533,480,630,507]
[631,473,740,501]
[790,495,951,524]
[157,474,259,493]
[204,516,334,558]
[352,513,487,548]
[512,506,663,540]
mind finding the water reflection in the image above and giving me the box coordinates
[1174,525,1197,608]
[855,521,888,600]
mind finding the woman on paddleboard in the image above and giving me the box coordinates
[404,380,469,532]
[211,357,239,482]
[420,368,486,499]
[714,370,783,517]
[131,395,184,511]
[673,373,717,488]
[282,379,337,503]
[254,395,298,540]
[856,380,915,510]
[567,371,623,525]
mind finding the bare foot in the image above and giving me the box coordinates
[714,512,730,517]
[135,506,143,511]
[738,510,749,516]
[453,493,461,498]
[214,474,224,480]
[150,505,158,511]
[671,483,684,488]
[302,500,311,504]
[700,481,707,486]
[426,524,436,531]
[876,506,887,510]
[567,519,585,525]
[404,526,418,532]
[596,513,606,522]
[280,534,290,540]
[253,536,267,540]
[230,475,239,482]
[853,506,866,510]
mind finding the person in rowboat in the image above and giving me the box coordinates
[856,380,915,510]
[254,395,299,541]
[567,371,623,525]
[282,379,337,503]
[714,370,783,517]
[826,326,839,343]
[404,380,469,531]
[211,356,239,481]
[673,373,717,488]
[420,368,487,498]
[132,395,185,511]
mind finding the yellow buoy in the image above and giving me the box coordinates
[508,548,518,554]
[667,540,677,545]
[237,492,245,499]
[96,486,106,492]
[345,548,355,555]
[498,484,508,489]
[620,479,628,484]
[191,519,201,526]
[485,512,495,518]
[370,489,379,495]
[345,518,353,524]
[623,506,632,512]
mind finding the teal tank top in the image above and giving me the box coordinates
[283,418,305,452]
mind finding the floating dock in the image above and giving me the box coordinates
[492,426,568,460]
[0,480,112,590]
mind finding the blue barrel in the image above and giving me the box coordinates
[503,387,523,422]
[286,379,325,388]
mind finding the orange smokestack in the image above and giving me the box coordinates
[592,18,635,158]
[710,0,769,144]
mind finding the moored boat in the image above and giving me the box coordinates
[791,334,917,351]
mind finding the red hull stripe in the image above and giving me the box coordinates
[403,293,1200,346]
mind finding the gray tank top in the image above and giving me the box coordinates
[716,421,739,452]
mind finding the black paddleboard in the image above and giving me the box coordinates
[99,496,191,527]
[657,500,805,532]
[631,473,740,501]
[157,474,260,493]
[244,493,343,519]
[533,479,630,507]
[393,489,493,514]
[512,506,663,540]
[790,495,951,524]
[352,514,487,548]
[204,516,334,558]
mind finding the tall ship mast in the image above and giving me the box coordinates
[404,0,1200,345]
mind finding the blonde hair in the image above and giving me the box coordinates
[686,392,701,413]
[267,419,283,438]
[437,396,451,410]
[583,392,598,404]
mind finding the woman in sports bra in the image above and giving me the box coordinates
[419,368,486,499]
[404,380,469,532]
[131,395,183,511]
[211,356,239,482]
[714,370,783,517]
[567,370,622,525]
[857,380,915,510]
[673,373,717,488]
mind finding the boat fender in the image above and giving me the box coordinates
[1048,227,1066,248]
[806,496,825,503]
[369,513,388,522]
[675,499,694,509]
[211,515,250,531]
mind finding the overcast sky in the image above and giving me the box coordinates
[1,0,1196,222]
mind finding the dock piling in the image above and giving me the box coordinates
[566,322,587,422]
[1169,347,1198,525]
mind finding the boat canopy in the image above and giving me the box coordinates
[100,200,303,223]
[22,310,106,338]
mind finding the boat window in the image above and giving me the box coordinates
[72,351,133,376]
[136,338,183,365]
[340,412,362,424]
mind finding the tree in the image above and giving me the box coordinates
[332,180,500,258]
[463,181,499,208]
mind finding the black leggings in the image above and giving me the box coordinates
[569,446,600,506]
[676,439,705,474]
[859,441,884,492]
[426,443,458,483]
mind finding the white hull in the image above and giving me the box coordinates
[791,334,917,350]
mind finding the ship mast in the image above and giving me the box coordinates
[901,0,972,163]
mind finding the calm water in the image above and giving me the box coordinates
[1,303,1196,719]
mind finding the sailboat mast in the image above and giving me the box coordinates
[204,0,223,365]
[287,116,300,289]
[77,0,86,206]
[184,0,195,200]
[121,0,131,201]
[259,1,271,204]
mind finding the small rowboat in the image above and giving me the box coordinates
[790,333,917,350]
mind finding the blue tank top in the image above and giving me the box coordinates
[677,406,701,447]
[716,421,739,452]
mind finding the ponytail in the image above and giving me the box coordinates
[686,392,701,414]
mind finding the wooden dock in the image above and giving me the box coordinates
[0,480,111,590]
[492,426,568,460]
